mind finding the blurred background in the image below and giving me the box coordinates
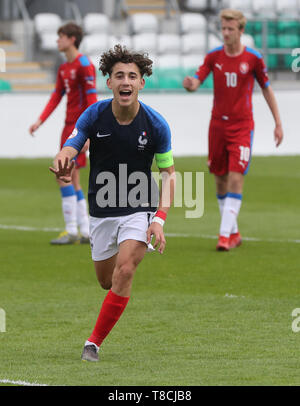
[1,0,300,158]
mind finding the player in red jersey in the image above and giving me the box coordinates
[29,22,98,244]
[183,8,283,251]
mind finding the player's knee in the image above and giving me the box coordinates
[115,262,135,284]
[96,274,112,290]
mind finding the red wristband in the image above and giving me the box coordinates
[156,210,167,221]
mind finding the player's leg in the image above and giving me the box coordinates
[218,171,243,249]
[50,176,78,244]
[217,122,253,250]
[82,241,146,362]
[82,213,149,361]
[208,119,232,250]
[215,173,228,215]
[51,124,78,244]
[71,163,90,243]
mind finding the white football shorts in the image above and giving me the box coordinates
[89,211,155,261]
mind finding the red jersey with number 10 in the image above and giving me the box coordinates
[195,46,269,121]
[39,53,97,124]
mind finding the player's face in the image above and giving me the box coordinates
[221,18,243,47]
[107,62,145,107]
[57,33,75,52]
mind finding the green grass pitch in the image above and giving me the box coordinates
[0,156,300,386]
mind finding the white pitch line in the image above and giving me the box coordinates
[165,232,300,244]
[0,379,48,386]
[0,224,60,232]
[1,224,300,244]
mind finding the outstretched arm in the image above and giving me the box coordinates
[49,146,78,183]
[261,85,283,147]
[183,76,201,92]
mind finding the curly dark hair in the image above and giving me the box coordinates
[99,44,153,77]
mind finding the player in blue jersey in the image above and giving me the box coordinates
[49,45,176,362]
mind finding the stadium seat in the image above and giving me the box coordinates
[266,54,279,70]
[181,33,207,54]
[229,0,254,18]
[254,33,277,49]
[90,54,101,69]
[184,0,219,10]
[181,54,204,87]
[283,53,299,69]
[157,34,181,55]
[83,13,110,34]
[179,12,206,34]
[80,34,109,56]
[244,21,263,36]
[276,0,299,17]
[278,34,300,48]
[277,20,299,34]
[143,70,159,90]
[128,13,159,34]
[241,33,255,48]
[208,34,223,50]
[0,78,12,92]
[252,0,277,17]
[109,35,133,50]
[156,54,182,69]
[132,33,157,54]
[34,13,62,51]
[156,54,182,89]
[181,54,203,75]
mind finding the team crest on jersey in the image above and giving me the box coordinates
[239,62,249,74]
[138,131,148,151]
[68,128,78,139]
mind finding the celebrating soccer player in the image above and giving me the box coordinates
[29,22,98,245]
[183,9,283,251]
[49,45,175,361]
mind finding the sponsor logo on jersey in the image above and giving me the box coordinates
[97,132,111,138]
[215,63,223,71]
[240,62,249,74]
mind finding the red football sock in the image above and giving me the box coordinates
[88,289,130,347]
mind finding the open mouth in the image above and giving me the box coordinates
[119,90,132,98]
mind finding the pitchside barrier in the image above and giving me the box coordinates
[0,91,298,158]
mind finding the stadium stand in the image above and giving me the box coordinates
[228,0,253,18]
[34,13,62,51]
[179,12,206,33]
[82,13,110,34]
[1,0,300,92]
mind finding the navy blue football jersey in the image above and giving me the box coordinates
[64,99,173,217]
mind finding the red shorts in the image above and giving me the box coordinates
[208,118,254,176]
[61,122,86,169]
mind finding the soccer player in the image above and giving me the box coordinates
[29,22,98,244]
[49,44,175,361]
[183,9,283,251]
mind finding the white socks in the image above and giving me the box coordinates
[60,186,89,237]
[61,186,77,236]
[217,193,242,238]
[76,190,89,238]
